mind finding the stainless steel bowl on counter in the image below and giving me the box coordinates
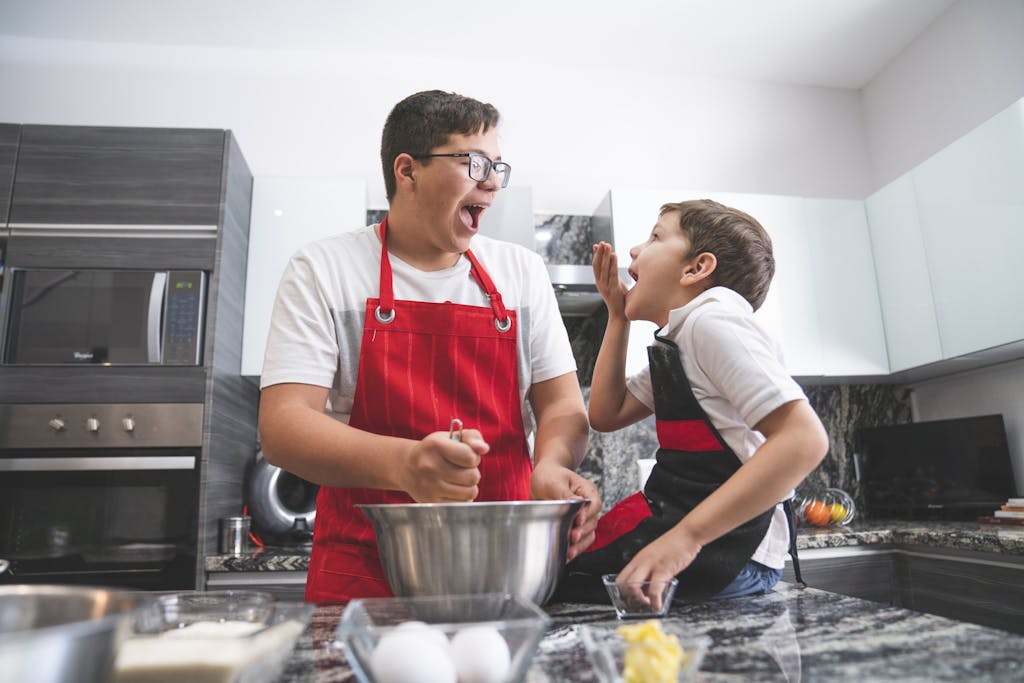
[358,499,587,606]
[0,584,146,683]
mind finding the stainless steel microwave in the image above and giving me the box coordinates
[2,269,206,365]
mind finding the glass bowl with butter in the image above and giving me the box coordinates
[580,619,710,683]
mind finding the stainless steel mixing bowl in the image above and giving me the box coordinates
[0,584,146,683]
[358,499,587,606]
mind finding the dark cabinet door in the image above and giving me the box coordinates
[894,551,1024,635]
[0,123,18,225]
[10,126,226,225]
[782,549,895,604]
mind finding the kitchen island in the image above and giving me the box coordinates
[207,521,1024,679]
[276,582,1023,682]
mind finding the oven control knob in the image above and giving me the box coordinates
[48,417,66,432]
[122,417,136,432]
[86,417,101,433]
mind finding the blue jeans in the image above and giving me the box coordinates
[711,560,782,600]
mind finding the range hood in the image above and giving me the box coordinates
[546,264,604,317]
[480,188,611,317]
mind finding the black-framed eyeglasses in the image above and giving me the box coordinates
[411,152,512,188]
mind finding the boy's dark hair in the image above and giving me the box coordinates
[660,199,775,310]
[381,90,501,201]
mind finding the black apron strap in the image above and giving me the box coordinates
[782,499,807,589]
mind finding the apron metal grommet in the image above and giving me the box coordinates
[375,306,395,324]
[495,316,511,332]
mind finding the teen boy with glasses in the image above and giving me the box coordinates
[258,90,601,602]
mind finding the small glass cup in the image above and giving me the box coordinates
[602,574,679,619]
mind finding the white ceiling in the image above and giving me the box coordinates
[0,0,957,89]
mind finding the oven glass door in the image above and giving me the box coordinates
[4,269,164,364]
[0,449,199,589]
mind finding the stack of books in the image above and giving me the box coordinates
[978,497,1024,525]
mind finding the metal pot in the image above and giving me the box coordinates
[0,584,145,683]
[244,451,318,540]
[358,499,587,606]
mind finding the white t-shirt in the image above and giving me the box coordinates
[260,224,577,440]
[625,286,808,569]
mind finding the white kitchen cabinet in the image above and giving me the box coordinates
[804,198,889,376]
[241,176,366,376]
[911,99,1024,359]
[720,192,821,377]
[607,188,823,377]
[864,174,943,372]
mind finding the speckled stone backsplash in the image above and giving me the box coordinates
[579,381,912,515]
[367,209,914,516]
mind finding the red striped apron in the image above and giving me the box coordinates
[304,215,532,602]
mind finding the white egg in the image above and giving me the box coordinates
[449,625,511,683]
[371,628,456,683]
[394,620,451,650]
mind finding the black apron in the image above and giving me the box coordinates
[557,332,784,603]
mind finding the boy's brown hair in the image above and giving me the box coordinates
[381,90,501,201]
[660,199,775,310]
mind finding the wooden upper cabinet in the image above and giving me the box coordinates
[10,125,226,226]
[0,124,19,225]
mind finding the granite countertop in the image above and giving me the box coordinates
[206,520,1024,572]
[796,519,1024,554]
[278,583,1024,682]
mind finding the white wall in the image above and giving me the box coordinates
[0,35,870,215]
[862,0,1024,495]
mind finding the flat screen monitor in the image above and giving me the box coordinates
[856,414,1017,520]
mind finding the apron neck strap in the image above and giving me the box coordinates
[377,215,396,315]
[463,249,510,328]
[377,215,510,329]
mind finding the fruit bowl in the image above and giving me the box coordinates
[335,592,551,683]
[798,488,856,527]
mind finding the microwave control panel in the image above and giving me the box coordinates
[163,271,206,365]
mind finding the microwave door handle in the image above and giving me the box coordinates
[147,272,168,363]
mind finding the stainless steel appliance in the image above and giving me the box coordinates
[0,403,202,589]
[244,451,317,546]
[3,268,205,365]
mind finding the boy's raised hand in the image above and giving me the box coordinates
[592,241,628,319]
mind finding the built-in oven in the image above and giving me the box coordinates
[2,268,205,365]
[0,403,202,590]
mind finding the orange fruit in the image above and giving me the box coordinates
[804,500,831,526]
